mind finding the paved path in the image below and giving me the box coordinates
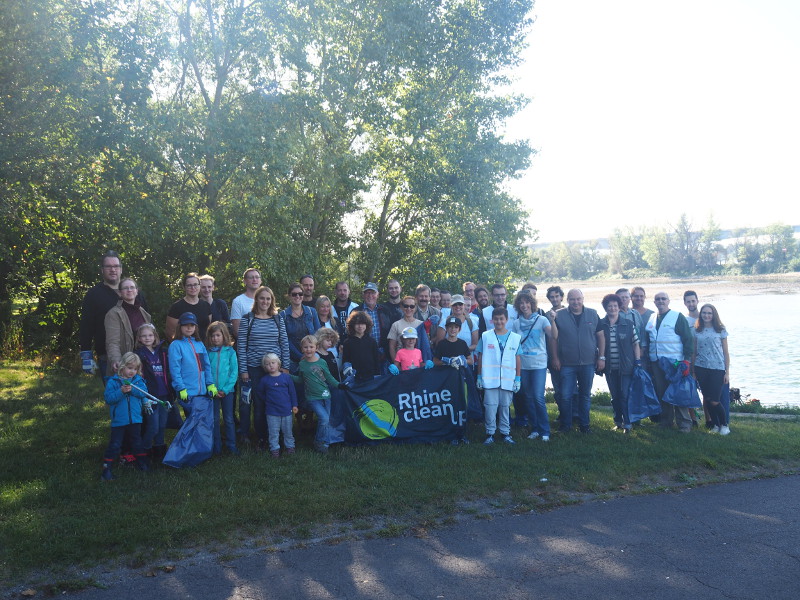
[71,475,800,599]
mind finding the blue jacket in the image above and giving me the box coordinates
[208,345,238,395]
[104,374,148,427]
[280,305,321,363]
[168,336,214,396]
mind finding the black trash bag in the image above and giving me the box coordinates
[163,395,214,468]
[627,365,661,422]
[658,357,702,408]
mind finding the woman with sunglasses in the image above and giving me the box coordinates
[165,272,212,341]
[279,282,321,374]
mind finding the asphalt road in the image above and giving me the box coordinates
[67,475,800,599]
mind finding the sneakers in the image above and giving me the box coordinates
[101,465,115,481]
[527,431,540,440]
[719,425,731,436]
[541,435,550,442]
[270,449,280,459]
[284,447,295,456]
[483,435,494,445]
[502,435,515,445]
[709,426,720,434]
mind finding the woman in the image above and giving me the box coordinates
[104,278,152,376]
[434,294,479,352]
[316,295,341,335]
[238,286,290,447]
[280,283,321,372]
[511,291,554,441]
[165,272,212,341]
[693,303,731,435]
[388,296,424,362]
[597,293,641,432]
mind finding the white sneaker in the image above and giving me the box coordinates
[709,426,720,434]
[541,436,550,442]
[527,431,540,440]
[719,425,731,436]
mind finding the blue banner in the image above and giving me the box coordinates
[339,366,468,444]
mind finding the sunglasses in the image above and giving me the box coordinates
[290,292,304,297]
[402,304,416,309]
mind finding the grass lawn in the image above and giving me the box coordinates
[2,360,800,589]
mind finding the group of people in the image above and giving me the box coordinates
[80,251,732,479]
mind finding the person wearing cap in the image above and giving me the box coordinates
[433,294,478,352]
[168,312,216,403]
[354,282,393,372]
[392,327,429,372]
[434,316,473,367]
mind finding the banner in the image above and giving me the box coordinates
[339,366,468,444]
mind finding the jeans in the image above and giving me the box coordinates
[306,398,331,448]
[142,397,169,448]
[240,366,267,440]
[559,364,595,429]
[606,370,632,428]
[695,366,727,427]
[215,392,237,453]
[521,368,550,436]
[483,388,512,436]
[267,414,296,452]
[104,424,144,462]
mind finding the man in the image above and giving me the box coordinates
[544,285,566,418]
[332,281,359,337]
[300,274,317,308]
[79,250,147,380]
[631,287,655,368]
[413,284,440,322]
[482,284,517,331]
[199,274,230,325]
[520,282,547,316]
[616,288,644,338]
[472,286,491,334]
[683,290,700,328]
[645,292,695,433]
[462,281,477,311]
[552,289,603,433]
[355,282,393,371]
[230,268,262,338]
[382,279,403,324]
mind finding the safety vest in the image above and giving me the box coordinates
[480,330,520,391]
[646,310,683,361]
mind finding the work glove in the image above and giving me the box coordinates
[452,355,467,369]
[80,351,97,375]
[342,362,354,378]
[513,376,521,393]
[424,360,434,370]
[476,375,484,390]
[240,383,251,405]
[634,359,642,367]
[207,384,218,397]
[143,400,155,415]
[441,357,452,365]
[343,369,356,388]
[388,364,400,375]
[178,389,189,401]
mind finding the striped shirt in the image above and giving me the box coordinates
[237,313,290,371]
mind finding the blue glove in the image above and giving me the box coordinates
[389,364,400,375]
[451,355,467,368]
[634,359,642,367]
[424,360,434,370]
[513,376,521,393]
[476,375,484,389]
[441,357,452,365]
[343,372,356,388]
[80,351,97,375]
[342,362,354,378]
[240,382,251,405]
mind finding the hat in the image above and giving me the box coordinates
[363,282,379,293]
[401,326,418,339]
[445,316,462,328]
[450,294,466,305]
[178,312,198,325]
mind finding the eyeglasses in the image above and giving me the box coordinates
[185,283,199,288]
[402,304,416,309]
[493,293,506,297]
[290,292,304,297]
[102,264,121,270]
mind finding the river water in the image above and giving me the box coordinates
[556,289,799,406]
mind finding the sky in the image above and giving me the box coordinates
[505,0,800,243]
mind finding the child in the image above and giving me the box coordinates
[394,327,424,371]
[168,312,216,413]
[476,307,522,445]
[102,352,150,480]
[255,353,298,458]
[291,335,343,454]
[315,327,341,381]
[135,323,172,462]
[434,316,473,444]
[341,311,380,381]
[207,321,239,456]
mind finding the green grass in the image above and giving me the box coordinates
[2,360,800,588]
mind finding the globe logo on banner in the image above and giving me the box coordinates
[353,399,399,439]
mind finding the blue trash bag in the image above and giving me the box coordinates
[721,382,731,423]
[627,365,661,422]
[460,364,483,421]
[657,357,702,408]
[163,395,214,468]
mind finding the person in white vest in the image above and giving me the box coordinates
[476,307,522,445]
[645,292,695,432]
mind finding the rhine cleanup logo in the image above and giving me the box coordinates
[353,399,399,440]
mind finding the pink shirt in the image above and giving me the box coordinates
[395,348,423,371]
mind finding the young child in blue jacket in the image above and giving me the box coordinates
[206,321,239,455]
[168,312,217,407]
[102,352,150,481]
